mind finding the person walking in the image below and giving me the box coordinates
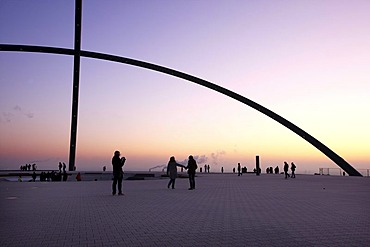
[166,156,185,189]
[284,161,290,179]
[237,163,242,176]
[291,162,296,178]
[112,150,126,195]
[186,155,198,190]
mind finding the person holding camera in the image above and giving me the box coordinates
[112,150,126,195]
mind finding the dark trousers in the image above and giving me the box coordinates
[188,173,195,189]
[284,171,290,179]
[168,178,176,189]
[112,172,123,194]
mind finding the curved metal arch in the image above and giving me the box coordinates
[0,44,362,176]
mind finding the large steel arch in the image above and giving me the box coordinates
[0,44,362,176]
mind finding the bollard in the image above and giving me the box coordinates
[256,155,260,176]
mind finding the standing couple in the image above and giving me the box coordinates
[167,155,198,190]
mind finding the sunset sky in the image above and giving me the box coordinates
[1,0,369,174]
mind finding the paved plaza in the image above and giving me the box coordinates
[0,173,369,246]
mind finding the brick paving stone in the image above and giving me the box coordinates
[0,174,369,246]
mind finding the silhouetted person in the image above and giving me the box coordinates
[103,166,106,172]
[204,164,207,173]
[291,162,296,178]
[237,163,242,176]
[62,162,66,172]
[32,172,37,182]
[221,167,224,173]
[166,156,185,189]
[269,167,273,174]
[55,172,61,181]
[243,166,247,173]
[233,167,235,173]
[186,155,198,190]
[112,150,125,195]
[59,162,62,172]
[207,164,210,173]
[76,172,81,181]
[284,162,290,179]
[274,166,279,174]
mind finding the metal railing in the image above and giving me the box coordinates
[319,168,369,177]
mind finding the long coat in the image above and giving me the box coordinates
[284,162,289,172]
[187,159,198,175]
[112,155,124,175]
[167,161,184,179]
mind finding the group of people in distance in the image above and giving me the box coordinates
[38,170,68,182]
[20,163,37,171]
[284,161,296,179]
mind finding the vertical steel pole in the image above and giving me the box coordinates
[256,155,260,176]
[68,0,82,171]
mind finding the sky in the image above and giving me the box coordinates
[0,0,369,174]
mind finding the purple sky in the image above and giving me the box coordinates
[1,0,369,174]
